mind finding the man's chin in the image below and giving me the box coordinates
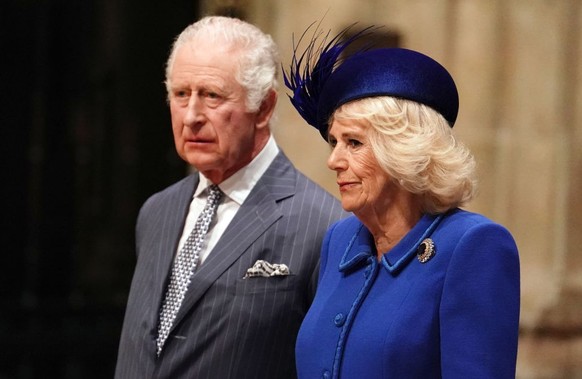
[184,156,222,171]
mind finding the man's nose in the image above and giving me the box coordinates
[183,96,205,126]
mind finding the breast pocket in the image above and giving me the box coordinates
[232,274,298,295]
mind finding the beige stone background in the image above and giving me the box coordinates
[202,1,582,377]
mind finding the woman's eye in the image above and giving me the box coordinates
[348,139,362,147]
[328,138,337,148]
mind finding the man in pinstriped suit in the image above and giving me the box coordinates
[114,16,346,378]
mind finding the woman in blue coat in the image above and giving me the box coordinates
[284,27,520,378]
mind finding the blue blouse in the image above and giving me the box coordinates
[296,209,520,379]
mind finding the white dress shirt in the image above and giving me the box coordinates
[175,135,280,265]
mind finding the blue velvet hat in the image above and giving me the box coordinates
[283,27,459,140]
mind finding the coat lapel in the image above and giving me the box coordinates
[170,152,296,329]
[148,174,200,330]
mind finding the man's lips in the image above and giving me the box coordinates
[185,137,214,145]
[183,139,215,152]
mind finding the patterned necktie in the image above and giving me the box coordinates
[156,184,223,356]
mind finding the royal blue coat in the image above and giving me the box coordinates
[296,209,520,379]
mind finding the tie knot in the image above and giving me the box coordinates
[207,185,223,203]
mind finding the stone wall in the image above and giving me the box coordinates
[202,1,582,377]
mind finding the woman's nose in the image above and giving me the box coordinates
[327,145,347,171]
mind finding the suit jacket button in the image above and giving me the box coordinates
[322,370,331,379]
[333,312,345,326]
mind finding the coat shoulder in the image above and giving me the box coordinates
[438,209,516,244]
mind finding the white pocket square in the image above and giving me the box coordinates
[243,260,290,278]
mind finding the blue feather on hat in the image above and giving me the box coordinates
[283,23,459,140]
[282,23,374,130]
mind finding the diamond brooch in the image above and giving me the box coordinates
[417,238,436,263]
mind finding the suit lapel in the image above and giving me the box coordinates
[148,174,200,330]
[171,152,296,329]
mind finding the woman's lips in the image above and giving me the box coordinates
[337,181,358,191]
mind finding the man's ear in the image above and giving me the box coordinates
[255,90,277,129]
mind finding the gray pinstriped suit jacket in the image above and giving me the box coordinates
[115,152,346,379]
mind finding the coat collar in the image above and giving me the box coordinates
[339,213,445,276]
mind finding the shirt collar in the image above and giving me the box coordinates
[195,135,279,205]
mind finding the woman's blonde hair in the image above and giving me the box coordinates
[332,97,477,214]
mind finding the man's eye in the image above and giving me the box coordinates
[174,90,189,99]
[172,90,190,106]
[202,91,222,107]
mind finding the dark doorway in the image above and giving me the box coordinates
[2,1,198,377]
